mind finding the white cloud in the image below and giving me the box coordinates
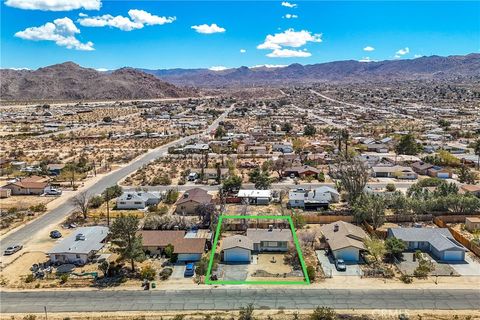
[414,54,423,58]
[266,48,311,58]
[257,28,322,50]
[359,57,374,62]
[281,2,297,8]
[209,66,228,71]
[78,9,175,31]
[95,68,109,72]
[250,64,287,68]
[240,49,246,53]
[191,23,226,34]
[8,67,31,70]
[284,14,298,19]
[5,0,101,11]
[15,17,94,51]
[394,47,410,58]
[363,46,375,52]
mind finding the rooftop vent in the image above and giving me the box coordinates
[75,233,85,241]
[268,225,273,231]
[333,224,339,232]
[183,192,189,199]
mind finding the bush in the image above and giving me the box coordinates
[159,267,173,280]
[89,195,104,209]
[25,274,35,283]
[400,274,413,283]
[195,256,210,276]
[309,307,337,320]
[59,273,69,284]
[386,183,396,192]
[317,172,325,182]
[140,265,156,281]
[306,265,316,281]
[29,204,47,212]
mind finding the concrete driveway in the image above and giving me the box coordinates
[449,254,480,276]
[171,264,186,279]
[316,250,363,277]
[217,263,248,281]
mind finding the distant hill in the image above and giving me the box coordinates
[0,62,197,102]
[141,53,480,87]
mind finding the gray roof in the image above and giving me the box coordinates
[388,228,466,252]
[117,191,161,202]
[222,235,253,250]
[48,226,109,255]
[246,228,292,244]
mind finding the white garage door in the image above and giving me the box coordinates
[437,172,450,179]
[224,248,250,262]
[443,250,464,261]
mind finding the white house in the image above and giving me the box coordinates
[237,189,272,205]
[116,191,162,210]
[48,226,109,264]
[288,187,340,210]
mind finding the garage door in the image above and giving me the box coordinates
[224,248,250,262]
[443,250,464,261]
[437,172,450,179]
[334,247,359,262]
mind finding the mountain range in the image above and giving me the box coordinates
[141,53,480,87]
[1,54,479,101]
[0,62,196,102]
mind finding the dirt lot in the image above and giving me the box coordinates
[0,195,55,210]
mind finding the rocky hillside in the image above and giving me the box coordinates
[142,53,480,87]
[1,62,197,101]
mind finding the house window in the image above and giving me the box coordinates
[266,241,278,247]
[134,202,142,205]
[76,254,80,259]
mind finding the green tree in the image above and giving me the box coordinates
[214,126,226,139]
[457,165,477,184]
[249,167,261,183]
[364,237,386,263]
[331,156,369,204]
[102,185,123,200]
[164,189,179,204]
[281,122,293,133]
[99,260,110,277]
[303,124,317,136]
[395,134,422,155]
[473,139,480,169]
[222,175,242,193]
[164,243,178,262]
[384,237,406,260]
[353,194,386,230]
[110,214,145,271]
[254,171,271,190]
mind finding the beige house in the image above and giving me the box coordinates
[175,188,213,215]
[319,221,368,262]
[465,217,480,232]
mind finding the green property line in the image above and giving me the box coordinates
[205,214,310,285]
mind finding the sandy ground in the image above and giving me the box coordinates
[1,309,479,320]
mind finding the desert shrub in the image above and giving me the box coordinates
[25,274,35,283]
[306,265,316,281]
[59,273,69,284]
[159,267,173,280]
[89,195,104,208]
[309,307,337,320]
[386,183,396,192]
[29,204,47,212]
[140,265,156,281]
[195,256,210,276]
[238,303,255,320]
[400,274,413,283]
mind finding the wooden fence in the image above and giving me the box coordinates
[433,216,480,258]
[303,215,354,224]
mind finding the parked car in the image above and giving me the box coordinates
[184,263,195,277]
[4,244,23,255]
[50,230,62,239]
[45,188,62,196]
[335,259,346,271]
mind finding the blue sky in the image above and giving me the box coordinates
[1,1,479,70]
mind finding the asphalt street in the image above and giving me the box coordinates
[1,288,479,313]
[0,103,235,251]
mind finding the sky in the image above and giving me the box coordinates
[1,1,479,70]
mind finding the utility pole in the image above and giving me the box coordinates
[106,189,110,227]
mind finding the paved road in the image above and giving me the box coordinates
[0,104,235,251]
[1,288,479,313]
[125,181,415,192]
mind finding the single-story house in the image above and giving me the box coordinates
[272,143,294,154]
[116,191,162,210]
[203,168,229,180]
[47,164,66,176]
[221,235,254,263]
[465,217,480,233]
[237,189,272,205]
[246,228,292,252]
[136,230,206,262]
[371,166,418,180]
[427,166,452,179]
[411,162,434,175]
[284,165,320,178]
[3,180,48,195]
[319,221,368,262]
[460,184,480,197]
[48,226,109,264]
[175,188,213,215]
[387,228,467,261]
[364,143,389,153]
[288,187,340,210]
